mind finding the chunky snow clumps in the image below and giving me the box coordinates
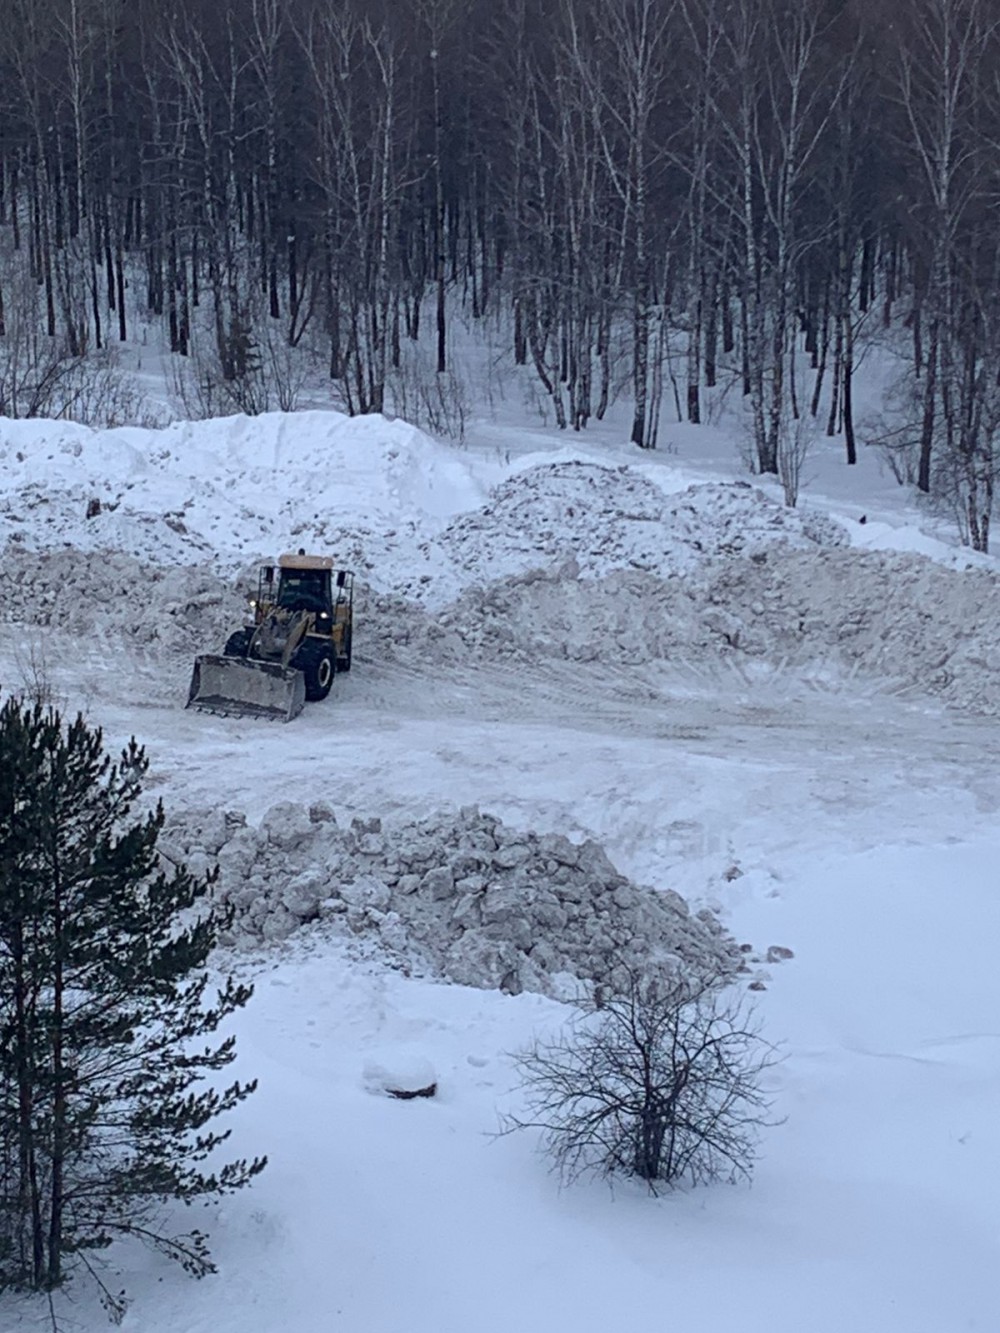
[367,551,1000,717]
[0,545,244,660]
[2,451,998,715]
[160,802,741,997]
[1,453,845,601]
[5,538,1000,716]
[436,464,846,594]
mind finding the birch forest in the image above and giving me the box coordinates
[1,0,999,543]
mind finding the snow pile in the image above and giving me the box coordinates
[0,411,486,577]
[437,463,846,593]
[1,417,848,603]
[161,803,741,996]
[6,539,1000,717]
[394,549,1000,715]
[3,411,998,717]
[0,545,244,661]
[0,542,413,701]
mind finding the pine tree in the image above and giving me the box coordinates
[0,697,265,1300]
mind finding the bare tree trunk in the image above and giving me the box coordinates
[843,302,857,464]
[918,321,939,494]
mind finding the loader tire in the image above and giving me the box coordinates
[299,642,335,701]
[224,627,253,658]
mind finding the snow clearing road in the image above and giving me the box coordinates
[5,627,997,905]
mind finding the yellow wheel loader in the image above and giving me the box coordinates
[187,552,354,722]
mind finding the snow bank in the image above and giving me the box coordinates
[438,462,846,592]
[161,803,741,996]
[5,539,1000,718]
[0,411,486,576]
[0,545,243,661]
[0,415,847,601]
[368,548,1000,717]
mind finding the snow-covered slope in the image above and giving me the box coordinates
[0,411,488,573]
[1,408,997,1333]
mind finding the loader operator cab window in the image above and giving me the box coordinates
[277,569,329,614]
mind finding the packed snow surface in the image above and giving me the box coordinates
[1,407,998,1333]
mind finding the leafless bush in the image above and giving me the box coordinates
[11,640,60,711]
[703,363,746,428]
[0,256,158,427]
[504,968,779,1192]
[862,373,922,486]
[932,397,1000,554]
[862,361,998,551]
[388,347,470,442]
[777,410,813,508]
[262,328,320,413]
[0,261,84,418]
[875,432,921,486]
[171,310,318,420]
[63,352,164,429]
[169,340,229,421]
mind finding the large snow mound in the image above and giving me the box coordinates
[0,545,243,661]
[161,802,741,996]
[437,462,846,593]
[4,542,1000,717]
[0,415,846,601]
[2,410,997,712]
[369,550,1000,717]
[0,411,487,575]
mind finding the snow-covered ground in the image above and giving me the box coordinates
[1,405,998,1332]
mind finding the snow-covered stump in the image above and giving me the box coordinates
[363,1057,438,1101]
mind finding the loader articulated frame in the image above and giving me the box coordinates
[187,553,354,722]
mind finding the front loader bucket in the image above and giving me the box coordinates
[186,655,306,722]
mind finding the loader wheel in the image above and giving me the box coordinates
[300,642,335,701]
[224,628,253,658]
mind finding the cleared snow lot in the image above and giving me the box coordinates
[1,410,998,1333]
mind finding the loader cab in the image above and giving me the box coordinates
[276,566,331,614]
[259,552,336,616]
[253,554,353,659]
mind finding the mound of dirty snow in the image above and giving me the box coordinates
[0,411,486,578]
[0,545,244,661]
[375,548,1000,716]
[0,416,848,603]
[438,463,846,593]
[161,803,741,997]
[5,538,1000,717]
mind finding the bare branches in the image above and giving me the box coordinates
[504,969,780,1191]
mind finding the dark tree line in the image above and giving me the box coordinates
[2,0,1000,543]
